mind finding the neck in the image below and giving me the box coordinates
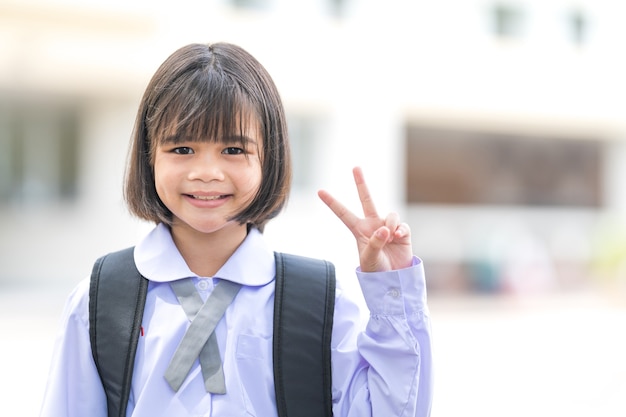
[170,222,249,277]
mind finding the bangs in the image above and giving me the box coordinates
[148,68,261,153]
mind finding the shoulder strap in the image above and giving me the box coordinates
[89,247,148,417]
[273,252,336,417]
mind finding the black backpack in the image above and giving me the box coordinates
[89,247,336,417]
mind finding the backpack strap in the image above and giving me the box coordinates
[89,247,148,417]
[273,252,336,417]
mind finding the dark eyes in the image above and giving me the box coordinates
[172,147,194,155]
[222,147,244,155]
[170,146,245,155]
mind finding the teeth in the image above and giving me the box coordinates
[193,195,222,200]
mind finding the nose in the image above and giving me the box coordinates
[188,152,225,182]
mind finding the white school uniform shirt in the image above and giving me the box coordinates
[40,224,433,417]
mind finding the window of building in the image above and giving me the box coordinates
[0,100,80,205]
[327,0,351,19]
[287,113,327,190]
[491,3,526,38]
[405,125,603,207]
[568,8,588,46]
[227,0,271,11]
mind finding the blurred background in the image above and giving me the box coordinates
[1,0,626,415]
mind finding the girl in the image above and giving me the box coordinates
[40,42,433,416]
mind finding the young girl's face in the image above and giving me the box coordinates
[153,120,263,237]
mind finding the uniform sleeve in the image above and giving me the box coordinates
[331,256,433,417]
[39,278,108,417]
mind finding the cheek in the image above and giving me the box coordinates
[152,160,170,199]
[236,169,262,206]
[244,164,263,195]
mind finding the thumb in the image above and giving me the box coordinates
[360,227,390,272]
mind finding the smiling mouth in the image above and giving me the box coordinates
[190,195,227,201]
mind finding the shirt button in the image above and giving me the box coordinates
[197,279,209,291]
[388,288,401,298]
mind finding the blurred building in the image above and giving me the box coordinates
[1,0,626,293]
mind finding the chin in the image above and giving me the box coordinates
[187,221,244,235]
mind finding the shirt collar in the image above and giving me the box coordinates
[134,223,275,286]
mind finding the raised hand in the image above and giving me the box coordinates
[318,167,413,273]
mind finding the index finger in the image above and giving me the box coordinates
[317,189,360,233]
[353,167,378,218]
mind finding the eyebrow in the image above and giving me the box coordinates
[159,134,258,147]
[222,135,258,147]
[158,133,188,145]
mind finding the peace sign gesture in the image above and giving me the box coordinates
[318,167,413,273]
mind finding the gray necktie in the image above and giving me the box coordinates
[165,278,241,393]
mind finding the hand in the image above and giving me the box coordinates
[318,167,413,272]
